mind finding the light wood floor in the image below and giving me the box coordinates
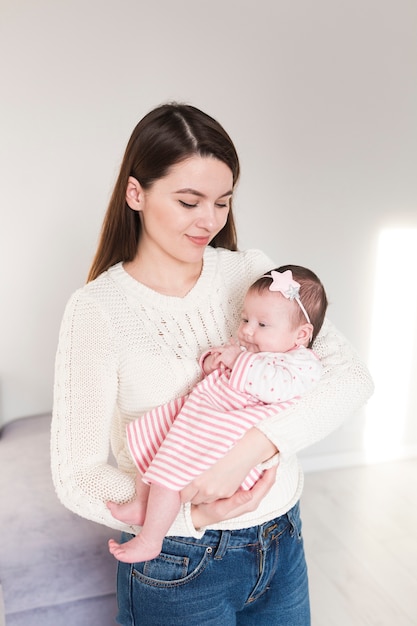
[300,458,417,626]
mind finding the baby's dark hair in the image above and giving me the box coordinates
[250,264,328,345]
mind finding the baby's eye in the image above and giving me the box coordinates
[258,322,266,328]
[241,317,249,323]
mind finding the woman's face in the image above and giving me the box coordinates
[128,155,233,266]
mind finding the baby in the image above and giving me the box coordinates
[107,264,328,563]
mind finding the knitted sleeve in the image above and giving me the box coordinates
[255,318,374,457]
[50,290,137,532]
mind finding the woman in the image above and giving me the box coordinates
[51,102,373,625]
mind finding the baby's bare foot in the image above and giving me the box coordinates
[108,535,162,564]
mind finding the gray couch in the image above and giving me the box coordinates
[0,413,118,625]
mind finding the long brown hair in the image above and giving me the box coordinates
[87,103,240,282]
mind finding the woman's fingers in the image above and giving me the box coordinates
[190,466,277,528]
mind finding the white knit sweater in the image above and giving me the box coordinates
[51,247,373,538]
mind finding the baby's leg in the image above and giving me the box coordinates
[108,483,180,563]
[107,474,149,526]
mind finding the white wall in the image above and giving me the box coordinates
[1,0,416,468]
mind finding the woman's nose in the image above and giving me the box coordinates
[196,205,216,229]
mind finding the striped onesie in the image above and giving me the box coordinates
[127,346,322,492]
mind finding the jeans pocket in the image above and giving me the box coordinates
[132,538,213,588]
[142,552,190,580]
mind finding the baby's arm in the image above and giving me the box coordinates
[230,348,323,403]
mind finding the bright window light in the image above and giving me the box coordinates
[364,228,417,462]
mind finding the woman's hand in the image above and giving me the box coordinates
[190,466,277,529]
[180,427,278,505]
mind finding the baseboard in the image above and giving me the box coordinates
[300,444,417,473]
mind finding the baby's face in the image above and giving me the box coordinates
[237,289,300,353]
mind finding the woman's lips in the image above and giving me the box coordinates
[187,235,210,246]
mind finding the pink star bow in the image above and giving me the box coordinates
[263,269,311,323]
[267,270,300,300]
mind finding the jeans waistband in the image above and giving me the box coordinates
[169,502,300,552]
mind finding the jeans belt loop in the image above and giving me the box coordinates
[214,530,231,560]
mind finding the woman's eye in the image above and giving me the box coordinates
[179,200,197,208]
[215,202,228,208]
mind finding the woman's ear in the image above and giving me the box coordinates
[126,176,143,211]
[295,323,314,347]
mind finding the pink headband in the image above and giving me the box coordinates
[261,270,311,324]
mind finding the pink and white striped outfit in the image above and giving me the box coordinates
[127,346,322,492]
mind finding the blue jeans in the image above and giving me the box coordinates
[116,502,310,625]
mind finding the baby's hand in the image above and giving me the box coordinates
[201,349,223,374]
[216,339,243,370]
